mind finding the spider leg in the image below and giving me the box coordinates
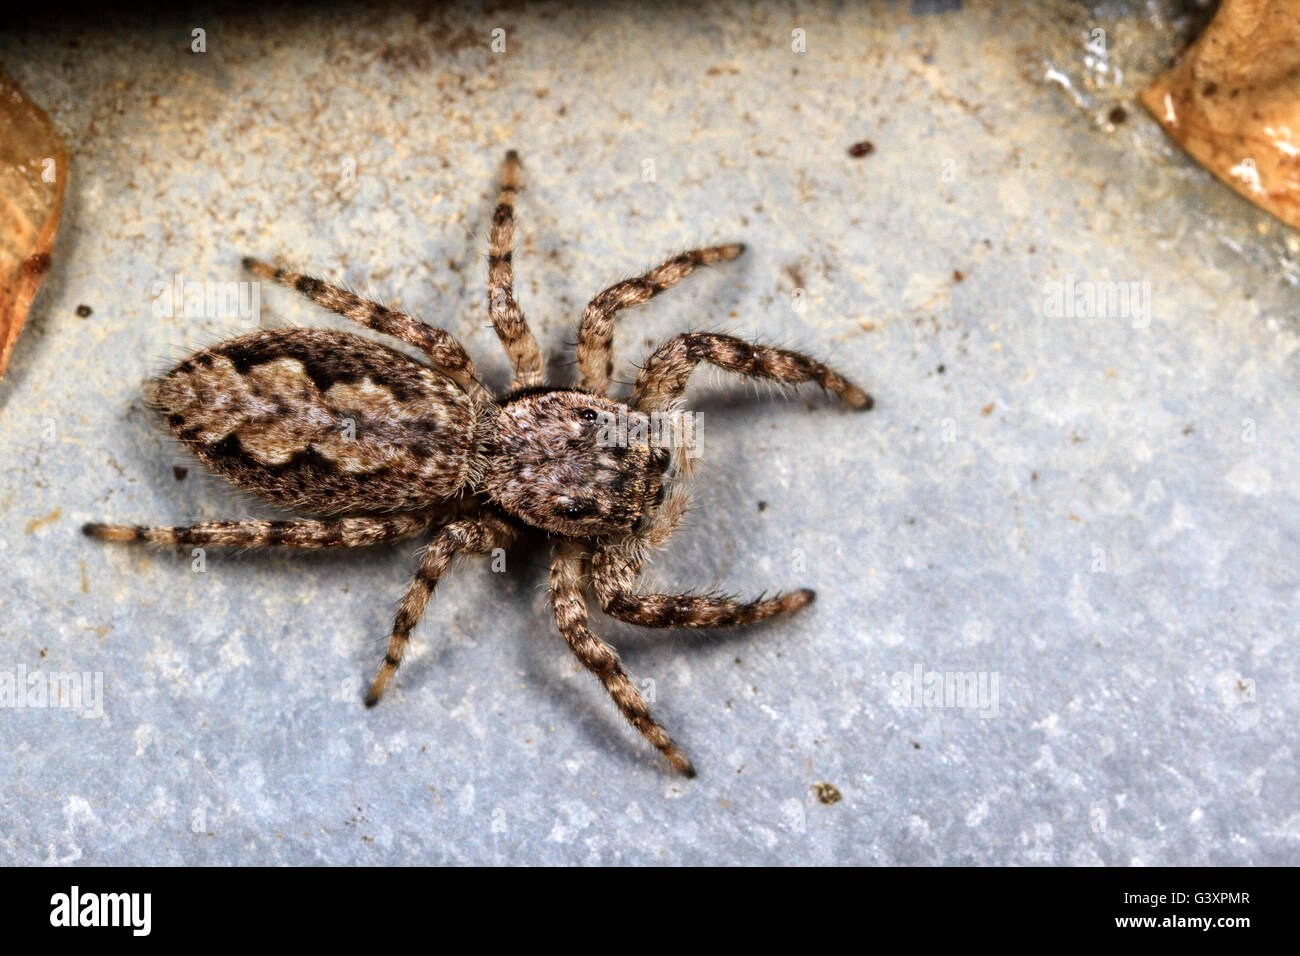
[82,513,436,548]
[364,515,515,707]
[487,150,544,389]
[605,587,814,628]
[575,244,745,395]
[242,257,490,402]
[549,543,695,777]
[590,543,814,628]
[631,332,873,413]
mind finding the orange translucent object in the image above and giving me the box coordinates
[1141,0,1300,229]
[0,69,68,379]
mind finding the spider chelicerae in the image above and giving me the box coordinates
[85,151,873,775]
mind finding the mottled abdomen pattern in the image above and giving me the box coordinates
[148,328,482,514]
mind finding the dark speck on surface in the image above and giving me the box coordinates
[813,782,842,805]
[75,304,92,317]
[847,140,875,158]
[173,466,188,481]
[1108,105,1127,124]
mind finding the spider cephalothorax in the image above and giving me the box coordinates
[85,150,872,776]
[482,389,669,538]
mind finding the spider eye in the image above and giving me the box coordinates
[563,501,594,519]
[578,408,599,422]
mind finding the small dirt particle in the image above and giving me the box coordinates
[757,500,768,512]
[1108,105,1127,124]
[173,466,188,481]
[981,402,995,416]
[813,782,842,805]
[847,140,875,158]
[75,304,93,317]
[952,269,965,282]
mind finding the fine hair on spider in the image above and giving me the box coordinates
[84,149,874,777]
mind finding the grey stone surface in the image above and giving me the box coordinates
[0,2,1297,865]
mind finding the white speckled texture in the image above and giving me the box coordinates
[0,1,1297,865]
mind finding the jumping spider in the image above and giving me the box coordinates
[85,151,872,776]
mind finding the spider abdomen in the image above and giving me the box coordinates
[147,328,481,514]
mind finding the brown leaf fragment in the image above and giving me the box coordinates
[1140,0,1300,230]
[0,69,68,380]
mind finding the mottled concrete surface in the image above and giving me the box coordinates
[1,1,1297,865]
